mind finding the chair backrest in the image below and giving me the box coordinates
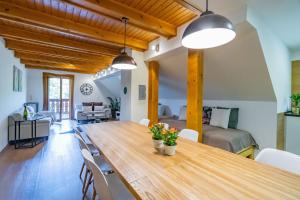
[255,148,300,175]
[81,149,112,200]
[139,118,150,127]
[179,129,199,142]
[74,133,90,151]
[161,123,169,130]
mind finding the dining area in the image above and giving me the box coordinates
[75,120,300,200]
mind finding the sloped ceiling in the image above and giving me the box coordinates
[158,21,276,101]
[94,72,121,98]
[246,0,300,52]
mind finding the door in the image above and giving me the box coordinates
[43,73,74,121]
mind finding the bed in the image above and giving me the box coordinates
[159,117,257,159]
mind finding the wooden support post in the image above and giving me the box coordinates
[187,50,204,143]
[148,61,159,125]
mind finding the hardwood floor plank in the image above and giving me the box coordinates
[0,120,88,200]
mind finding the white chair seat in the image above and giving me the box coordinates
[93,155,113,172]
[139,118,150,127]
[255,148,300,175]
[105,173,135,200]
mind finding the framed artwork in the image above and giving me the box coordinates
[13,66,22,92]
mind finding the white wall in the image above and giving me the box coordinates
[247,8,291,113]
[120,50,149,122]
[27,69,117,112]
[291,49,300,61]
[0,38,27,151]
[159,98,277,150]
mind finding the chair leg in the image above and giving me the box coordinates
[80,162,85,179]
[82,169,89,193]
[83,172,93,200]
[92,187,96,200]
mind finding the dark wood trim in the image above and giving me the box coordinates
[42,72,75,120]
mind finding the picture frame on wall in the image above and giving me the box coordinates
[13,65,22,92]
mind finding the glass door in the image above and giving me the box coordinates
[48,76,71,121]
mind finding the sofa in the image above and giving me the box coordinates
[8,107,51,142]
[74,102,111,122]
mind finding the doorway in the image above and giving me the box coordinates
[43,73,74,121]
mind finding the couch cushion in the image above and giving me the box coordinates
[94,105,105,111]
[83,106,93,112]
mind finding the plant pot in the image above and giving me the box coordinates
[152,139,164,153]
[164,145,177,156]
[297,107,300,115]
[292,107,298,114]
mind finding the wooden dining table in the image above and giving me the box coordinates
[80,121,300,200]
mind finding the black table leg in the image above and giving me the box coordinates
[14,122,17,149]
[31,121,34,147]
[34,120,37,146]
[18,121,21,149]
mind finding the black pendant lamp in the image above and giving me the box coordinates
[182,0,236,49]
[112,17,137,70]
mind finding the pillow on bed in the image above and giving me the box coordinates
[210,108,231,129]
[178,106,187,120]
[217,107,239,129]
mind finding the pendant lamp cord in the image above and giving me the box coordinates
[206,0,208,12]
[122,17,128,53]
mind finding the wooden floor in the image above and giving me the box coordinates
[0,120,89,200]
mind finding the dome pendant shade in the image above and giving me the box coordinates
[182,11,236,49]
[112,52,137,70]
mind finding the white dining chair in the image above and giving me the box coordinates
[255,148,300,175]
[179,129,199,142]
[81,149,134,200]
[74,132,112,198]
[139,118,150,127]
[161,123,169,130]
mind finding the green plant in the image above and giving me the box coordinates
[149,123,164,140]
[291,94,300,107]
[162,128,179,146]
[107,97,120,111]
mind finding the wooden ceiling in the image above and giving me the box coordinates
[0,0,199,73]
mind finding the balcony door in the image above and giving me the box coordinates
[43,73,74,121]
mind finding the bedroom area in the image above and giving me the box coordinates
[154,21,278,157]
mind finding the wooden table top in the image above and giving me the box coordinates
[81,121,300,200]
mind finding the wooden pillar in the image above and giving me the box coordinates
[186,50,204,143]
[148,61,159,125]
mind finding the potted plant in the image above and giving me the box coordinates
[149,123,164,152]
[291,94,300,114]
[107,97,120,119]
[162,128,179,156]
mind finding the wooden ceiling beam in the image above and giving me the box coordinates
[173,0,202,15]
[15,52,112,67]
[20,59,106,70]
[0,1,148,50]
[5,39,113,62]
[0,24,120,56]
[62,0,176,38]
[26,65,95,74]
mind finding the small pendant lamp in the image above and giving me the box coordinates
[182,0,236,49]
[112,17,137,70]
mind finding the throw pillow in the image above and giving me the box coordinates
[94,106,105,111]
[82,102,93,106]
[83,106,92,112]
[210,108,231,129]
[217,107,239,129]
[178,106,187,120]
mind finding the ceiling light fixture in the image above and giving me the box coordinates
[112,17,137,70]
[182,0,236,49]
